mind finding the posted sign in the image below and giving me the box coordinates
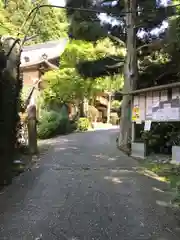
[132,106,140,122]
[144,120,151,131]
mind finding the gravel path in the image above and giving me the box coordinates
[0,129,180,240]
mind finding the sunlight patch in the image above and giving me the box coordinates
[138,169,167,182]
[156,200,172,208]
[111,169,134,174]
[108,157,117,161]
[153,187,165,193]
[104,176,122,184]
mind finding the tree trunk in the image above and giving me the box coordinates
[0,37,21,184]
[107,93,111,124]
[78,98,85,117]
[27,104,38,155]
[118,0,138,151]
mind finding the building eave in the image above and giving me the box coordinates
[20,38,68,69]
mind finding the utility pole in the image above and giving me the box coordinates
[118,0,138,151]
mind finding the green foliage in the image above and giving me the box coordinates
[111,100,121,109]
[140,161,180,187]
[60,40,96,68]
[67,0,172,43]
[76,117,90,132]
[43,38,124,108]
[0,0,124,112]
[141,122,180,155]
[42,39,96,105]
[43,68,93,104]
[4,0,68,42]
[66,0,179,89]
[0,8,16,35]
[66,1,107,41]
[95,75,123,93]
[37,110,71,139]
[163,1,180,73]
[140,160,180,205]
[37,111,61,139]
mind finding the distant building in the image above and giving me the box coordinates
[20,39,68,105]
[20,39,116,123]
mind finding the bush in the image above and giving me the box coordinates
[69,120,78,132]
[37,110,73,139]
[77,117,90,132]
[37,111,61,139]
[37,112,90,139]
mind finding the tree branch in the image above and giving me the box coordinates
[108,34,126,47]
[106,62,124,69]
[155,70,177,82]
[137,40,163,52]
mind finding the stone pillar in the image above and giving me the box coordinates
[27,104,38,155]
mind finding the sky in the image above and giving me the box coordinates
[49,0,66,6]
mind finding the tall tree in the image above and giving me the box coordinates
[118,0,138,149]
[42,38,123,113]
[66,0,108,41]
[66,0,174,149]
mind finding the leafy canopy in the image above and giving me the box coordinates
[43,38,124,104]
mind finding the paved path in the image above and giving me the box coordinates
[0,129,180,240]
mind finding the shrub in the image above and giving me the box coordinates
[77,117,90,132]
[69,120,78,132]
[37,111,61,139]
[59,117,72,135]
[37,109,77,139]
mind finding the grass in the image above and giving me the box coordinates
[140,161,180,189]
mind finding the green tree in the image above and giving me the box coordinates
[66,0,174,148]
[42,38,124,116]
[5,0,68,42]
[43,68,92,104]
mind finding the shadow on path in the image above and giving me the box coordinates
[0,129,180,239]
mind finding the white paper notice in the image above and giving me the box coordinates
[146,92,152,119]
[144,120,151,131]
[160,90,168,101]
[168,108,179,120]
[172,88,180,99]
[153,91,159,105]
[164,103,171,109]
[133,96,139,106]
[152,107,180,121]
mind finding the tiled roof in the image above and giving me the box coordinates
[20,38,68,68]
[22,40,67,52]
